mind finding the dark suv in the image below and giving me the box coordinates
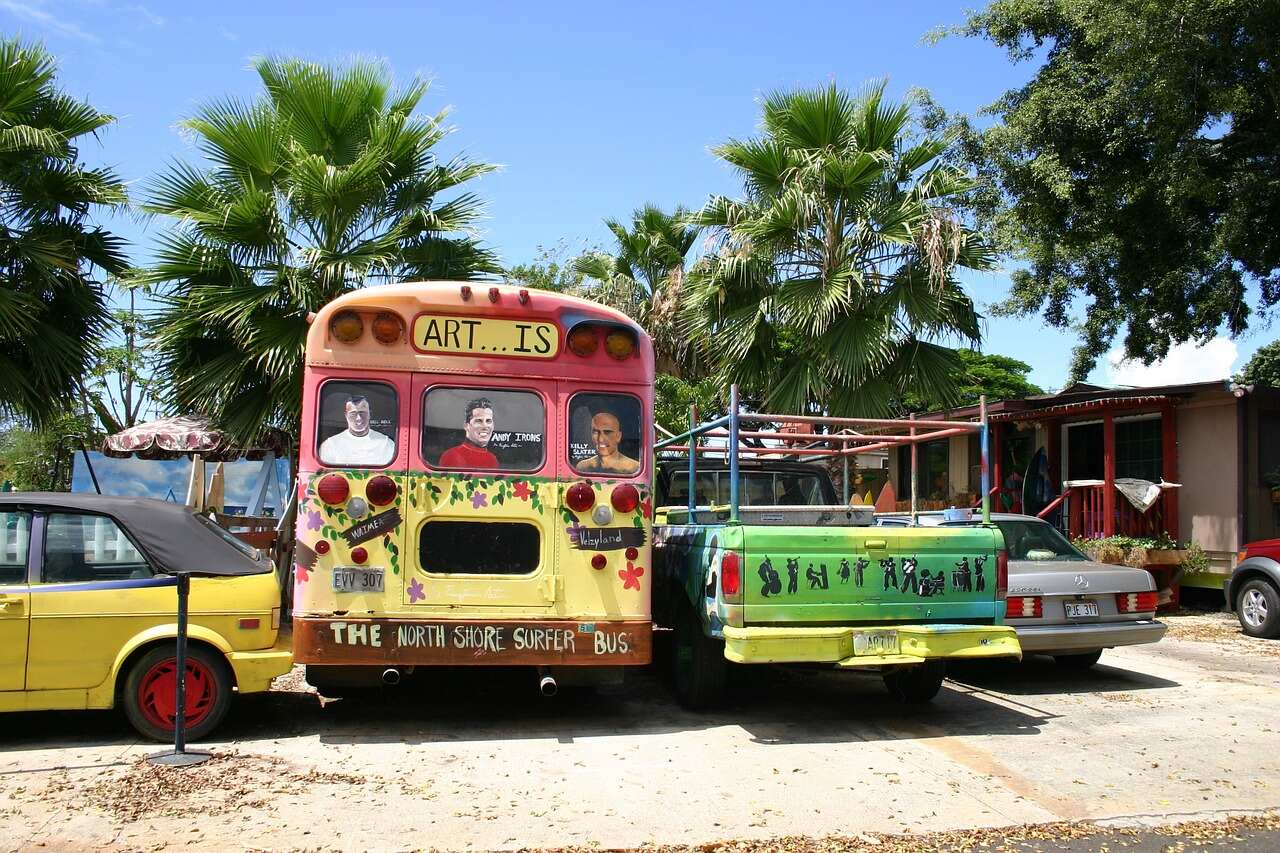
[1228,538,1280,638]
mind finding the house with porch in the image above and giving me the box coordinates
[884,380,1280,591]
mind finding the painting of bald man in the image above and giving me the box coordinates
[570,393,642,476]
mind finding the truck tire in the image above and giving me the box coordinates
[882,660,945,703]
[122,645,233,742]
[672,604,727,710]
[1237,578,1280,639]
[1053,650,1104,669]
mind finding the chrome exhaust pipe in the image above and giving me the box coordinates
[382,667,401,686]
[538,667,557,697]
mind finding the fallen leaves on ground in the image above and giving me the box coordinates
[1162,612,1280,656]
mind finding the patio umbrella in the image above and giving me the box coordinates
[184,455,205,511]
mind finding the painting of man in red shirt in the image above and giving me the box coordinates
[439,398,498,468]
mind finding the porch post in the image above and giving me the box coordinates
[991,422,1003,511]
[1103,411,1116,537]
[1162,403,1179,540]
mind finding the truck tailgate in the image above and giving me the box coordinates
[742,525,1006,625]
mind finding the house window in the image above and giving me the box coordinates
[897,440,949,501]
[1116,418,1163,482]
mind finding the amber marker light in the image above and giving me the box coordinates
[330,310,364,343]
[604,329,635,360]
[567,325,598,357]
[371,312,404,345]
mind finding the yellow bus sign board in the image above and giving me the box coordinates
[411,315,559,358]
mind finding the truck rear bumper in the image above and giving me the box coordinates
[722,624,1021,667]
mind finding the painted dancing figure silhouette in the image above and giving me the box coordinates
[952,561,972,591]
[880,557,897,590]
[838,558,851,584]
[855,557,868,587]
[900,556,919,594]
[974,554,987,592]
[758,557,782,597]
[786,558,800,594]
[818,563,829,589]
[923,571,945,597]
[918,569,933,597]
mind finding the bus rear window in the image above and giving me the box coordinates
[317,381,398,468]
[419,521,540,575]
[568,392,642,476]
[423,387,545,471]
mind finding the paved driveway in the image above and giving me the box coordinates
[2,612,1278,851]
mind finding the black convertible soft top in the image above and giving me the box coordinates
[1,492,270,577]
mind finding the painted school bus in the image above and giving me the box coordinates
[293,282,654,693]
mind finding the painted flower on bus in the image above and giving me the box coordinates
[407,577,425,603]
[619,560,644,591]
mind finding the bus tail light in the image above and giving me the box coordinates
[314,540,330,555]
[317,474,350,505]
[330,310,364,343]
[366,475,398,506]
[371,312,404,344]
[1116,591,1159,613]
[721,551,742,600]
[1005,596,1042,618]
[591,554,607,570]
[610,484,639,513]
[566,482,595,513]
[568,326,598,357]
[351,547,368,565]
[604,329,636,360]
[996,549,1009,599]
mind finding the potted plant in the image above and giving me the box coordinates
[1265,469,1280,504]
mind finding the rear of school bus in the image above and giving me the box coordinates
[291,281,654,694]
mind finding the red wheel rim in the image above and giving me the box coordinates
[137,657,217,732]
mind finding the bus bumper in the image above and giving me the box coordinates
[292,616,652,666]
[721,624,1021,666]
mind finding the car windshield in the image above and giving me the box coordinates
[995,520,1087,561]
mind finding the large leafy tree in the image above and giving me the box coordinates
[1235,340,1280,389]
[938,0,1280,381]
[572,205,702,377]
[0,37,128,426]
[905,348,1042,412]
[683,82,993,416]
[143,57,499,442]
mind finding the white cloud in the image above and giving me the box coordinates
[1106,337,1239,387]
[0,0,100,41]
[120,3,162,27]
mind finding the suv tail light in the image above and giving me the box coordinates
[996,549,1009,599]
[1005,595,1042,618]
[1116,591,1159,613]
[721,551,742,601]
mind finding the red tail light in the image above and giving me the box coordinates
[1005,595,1043,618]
[610,484,639,512]
[1116,591,1159,613]
[366,475,398,506]
[721,551,741,598]
[566,482,595,513]
[314,540,330,555]
[350,546,368,565]
[317,474,350,505]
[996,550,1009,599]
[591,554,607,570]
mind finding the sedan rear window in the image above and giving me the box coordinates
[995,520,1087,561]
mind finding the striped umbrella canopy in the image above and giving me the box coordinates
[103,416,289,461]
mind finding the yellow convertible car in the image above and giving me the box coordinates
[0,493,292,741]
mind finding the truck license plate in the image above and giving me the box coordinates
[853,630,899,656]
[1064,600,1099,618]
[332,568,384,593]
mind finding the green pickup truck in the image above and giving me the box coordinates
[653,438,1022,708]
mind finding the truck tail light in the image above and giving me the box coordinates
[721,551,741,601]
[317,474,350,505]
[996,549,1009,599]
[568,325,598,357]
[604,329,636,360]
[330,310,363,343]
[610,484,639,513]
[1005,596,1042,618]
[566,482,595,513]
[1116,591,1158,613]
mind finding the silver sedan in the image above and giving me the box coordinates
[876,512,1166,668]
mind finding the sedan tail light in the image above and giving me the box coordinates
[1116,591,1159,613]
[995,549,1009,599]
[1005,595,1043,618]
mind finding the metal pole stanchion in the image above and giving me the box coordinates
[149,574,212,766]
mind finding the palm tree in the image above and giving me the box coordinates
[0,37,128,426]
[683,82,994,416]
[571,204,701,377]
[142,56,499,443]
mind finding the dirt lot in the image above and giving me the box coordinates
[2,610,1278,852]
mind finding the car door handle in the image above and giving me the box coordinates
[865,539,887,549]
[0,595,24,611]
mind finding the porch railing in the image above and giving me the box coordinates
[1058,484,1169,540]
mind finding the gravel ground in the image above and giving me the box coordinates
[2,610,1277,852]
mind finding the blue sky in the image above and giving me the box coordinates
[4,0,1270,393]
